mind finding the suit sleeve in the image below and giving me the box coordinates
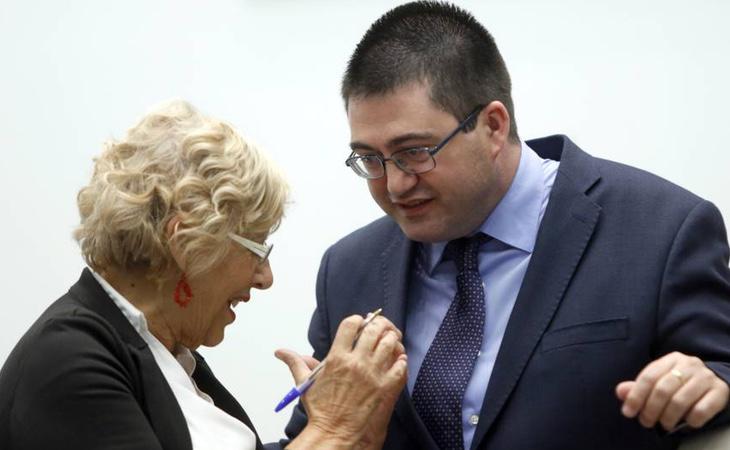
[656,199,730,429]
[8,313,164,450]
[265,249,335,449]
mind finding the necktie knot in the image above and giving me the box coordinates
[446,232,490,273]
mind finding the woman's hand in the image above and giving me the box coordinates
[276,314,408,450]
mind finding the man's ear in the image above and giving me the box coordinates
[481,100,510,153]
[166,216,186,270]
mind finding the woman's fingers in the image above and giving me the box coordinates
[384,353,409,389]
[295,313,408,445]
[352,316,401,355]
[330,315,365,354]
[371,330,400,368]
[326,312,406,381]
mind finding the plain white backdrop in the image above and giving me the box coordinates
[1,0,728,442]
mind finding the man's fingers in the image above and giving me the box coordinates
[274,348,313,385]
[638,369,688,427]
[659,377,710,430]
[685,379,730,428]
[621,354,678,418]
[618,352,730,431]
[616,381,634,402]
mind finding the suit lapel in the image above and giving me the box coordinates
[380,227,413,332]
[471,136,602,449]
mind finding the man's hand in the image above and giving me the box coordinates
[616,352,730,431]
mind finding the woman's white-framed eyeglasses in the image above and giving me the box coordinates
[228,233,273,263]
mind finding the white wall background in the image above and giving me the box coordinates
[1,0,728,442]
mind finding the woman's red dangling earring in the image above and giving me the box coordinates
[174,272,193,308]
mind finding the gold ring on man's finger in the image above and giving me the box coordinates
[670,368,685,385]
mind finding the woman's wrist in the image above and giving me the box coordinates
[286,422,362,450]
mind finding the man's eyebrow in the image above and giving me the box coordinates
[350,132,436,151]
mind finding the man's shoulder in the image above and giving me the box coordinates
[330,215,404,253]
[548,135,706,210]
[589,155,705,210]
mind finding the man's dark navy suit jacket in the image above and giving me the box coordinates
[272,135,730,450]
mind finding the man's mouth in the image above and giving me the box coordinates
[395,198,433,214]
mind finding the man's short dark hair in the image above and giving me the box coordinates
[342,1,519,141]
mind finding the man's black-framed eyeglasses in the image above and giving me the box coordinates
[345,104,485,179]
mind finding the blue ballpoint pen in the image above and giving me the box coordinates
[274,308,383,412]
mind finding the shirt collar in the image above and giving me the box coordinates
[89,267,197,376]
[90,267,149,334]
[421,141,545,273]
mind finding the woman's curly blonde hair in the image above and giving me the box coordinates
[74,100,288,278]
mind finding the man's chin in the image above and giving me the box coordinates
[397,222,448,244]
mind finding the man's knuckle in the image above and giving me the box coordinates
[638,413,654,427]
[716,379,730,396]
[654,384,673,399]
[691,403,712,419]
[685,412,707,428]
[686,356,703,368]
[659,415,677,431]
[706,393,726,411]
[698,368,715,382]
[672,390,693,407]
[640,373,659,386]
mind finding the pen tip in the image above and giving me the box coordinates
[274,387,300,413]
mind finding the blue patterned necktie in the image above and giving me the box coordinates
[412,233,489,450]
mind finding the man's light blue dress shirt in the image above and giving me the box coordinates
[405,142,559,449]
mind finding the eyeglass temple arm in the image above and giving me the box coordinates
[429,105,485,158]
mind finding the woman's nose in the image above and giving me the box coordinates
[253,260,273,290]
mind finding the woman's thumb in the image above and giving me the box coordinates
[275,349,312,385]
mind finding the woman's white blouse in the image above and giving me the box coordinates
[91,270,257,450]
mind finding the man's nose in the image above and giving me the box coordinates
[384,161,418,197]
